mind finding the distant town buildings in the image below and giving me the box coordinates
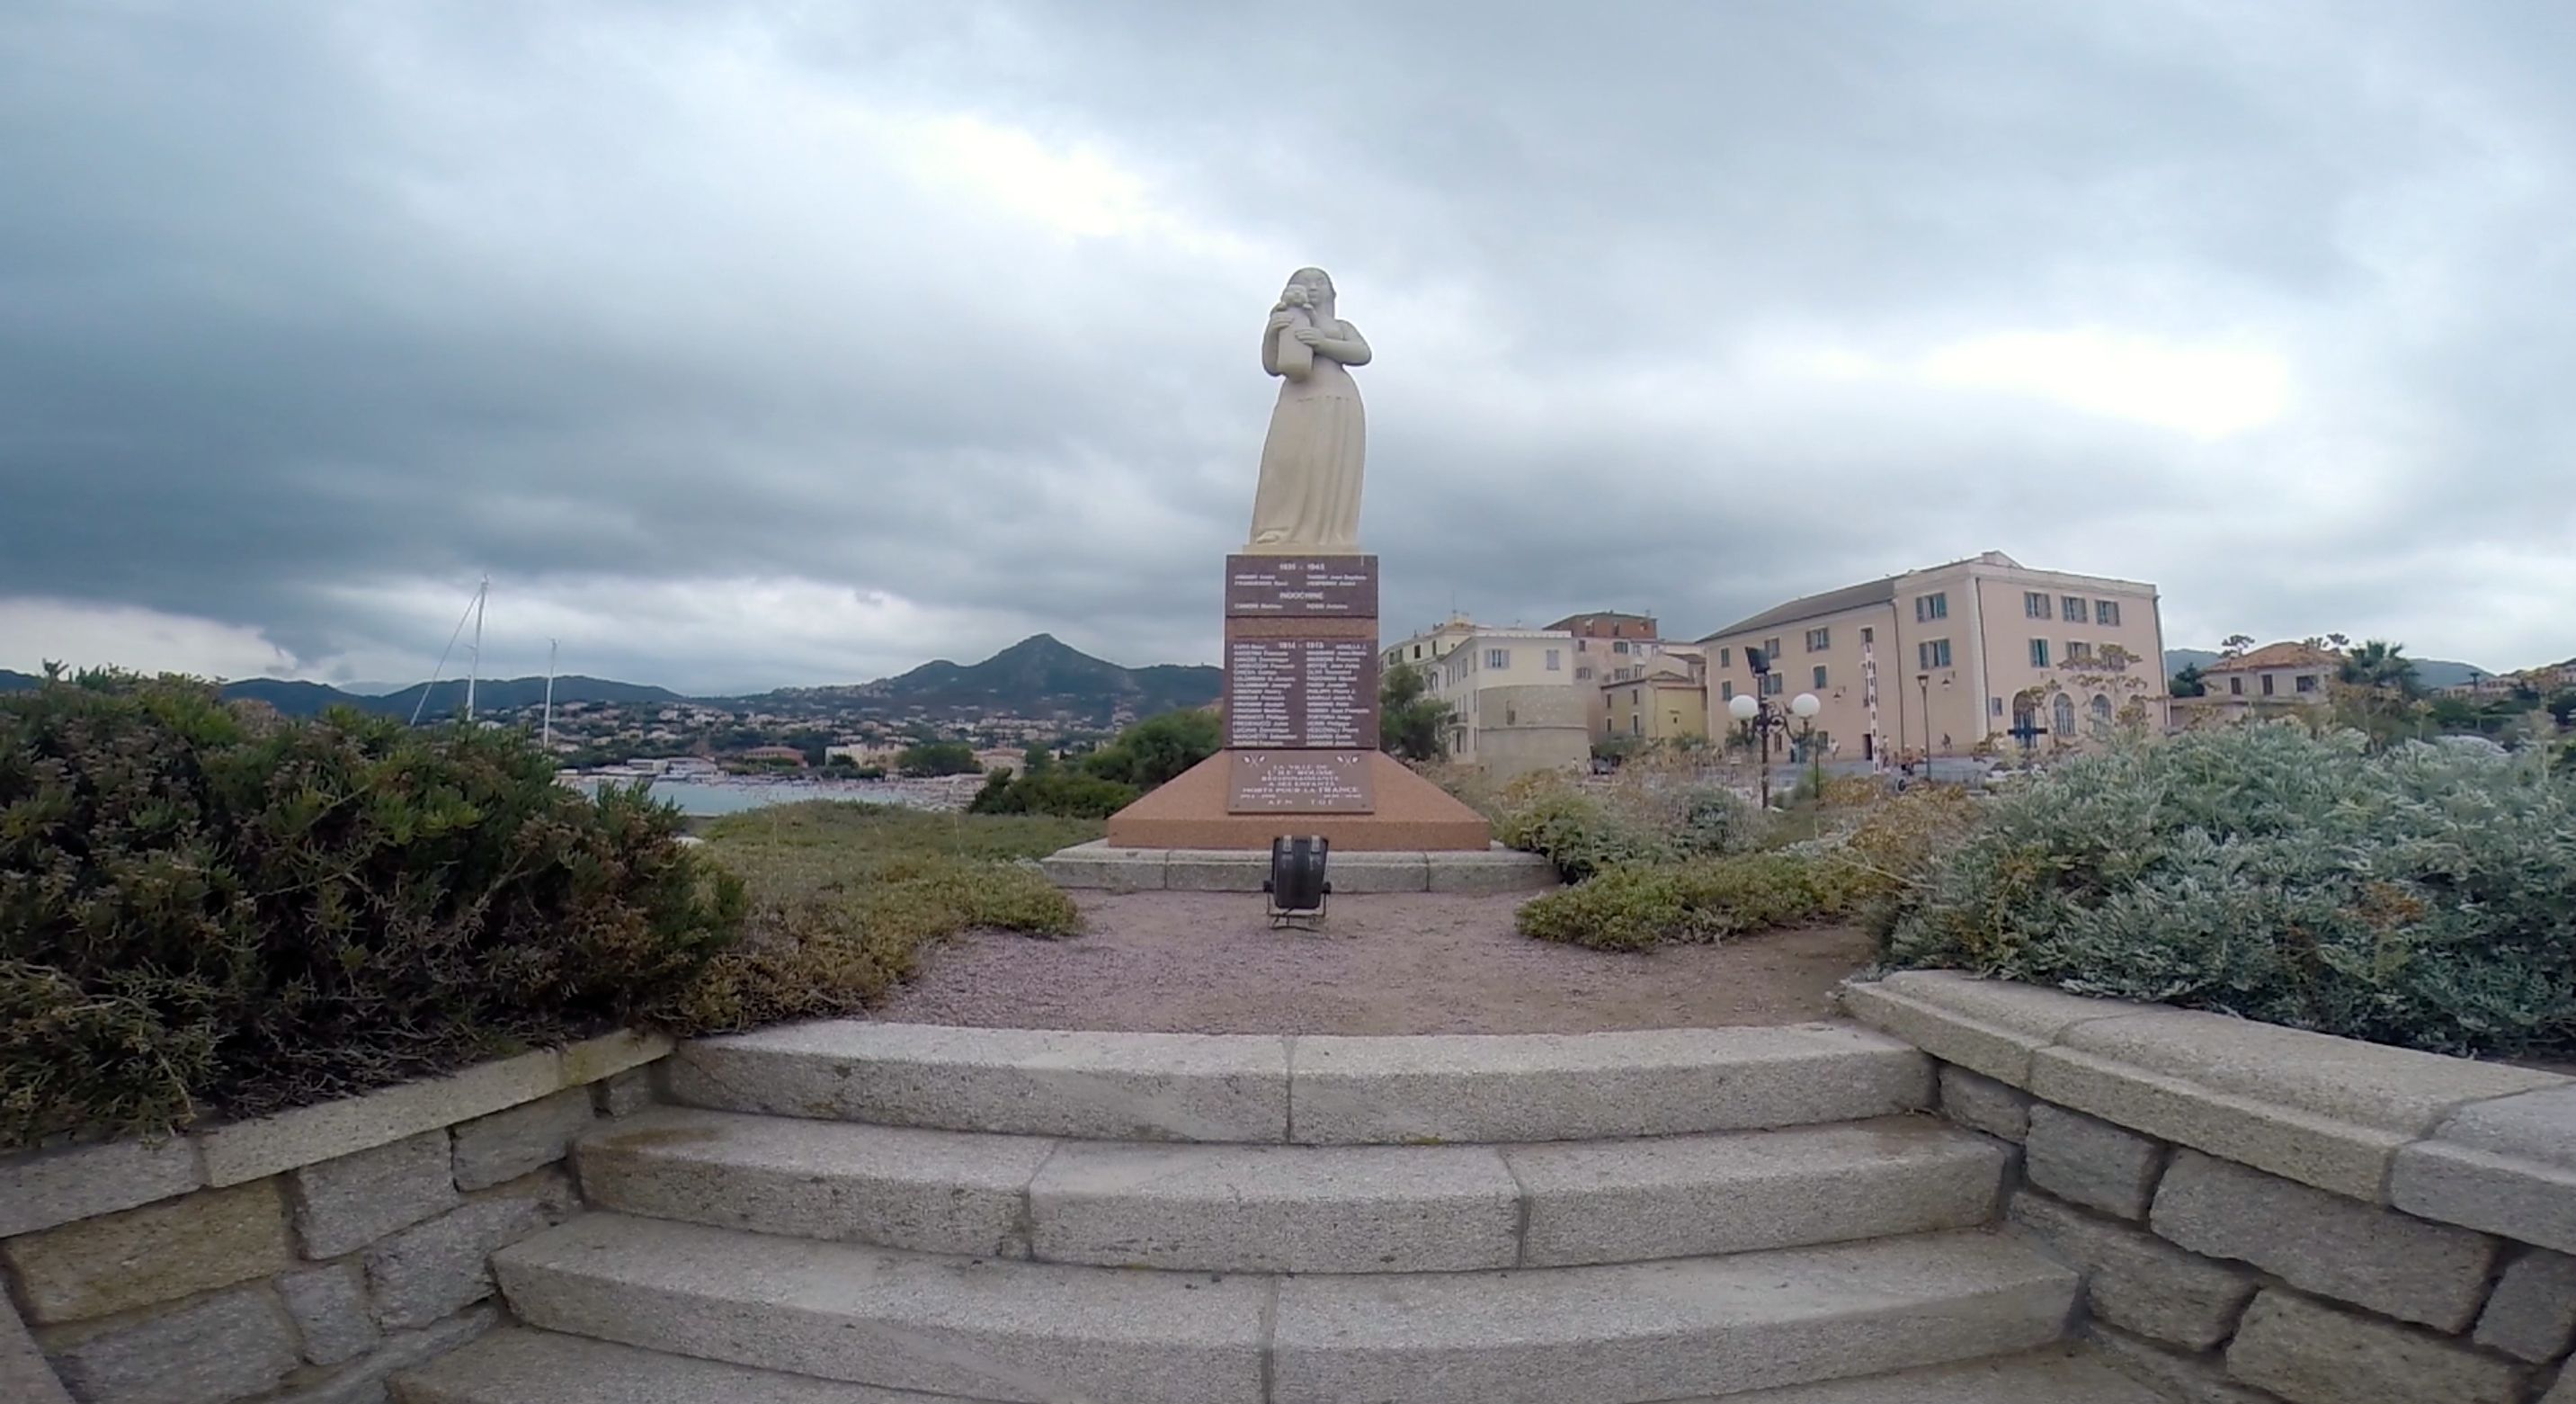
[2439,658,2576,699]
[2171,642,2340,726]
[1601,653,1708,745]
[1545,611,1680,737]
[1379,619,1590,782]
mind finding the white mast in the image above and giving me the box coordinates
[541,638,557,751]
[464,576,488,721]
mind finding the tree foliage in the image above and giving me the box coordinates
[1379,662,1455,764]
[2169,664,2207,698]
[968,710,1214,818]
[896,740,982,777]
[2338,639,2423,698]
[1081,708,1220,790]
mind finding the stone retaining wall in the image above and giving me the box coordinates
[1848,970,2576,1404]
[1,1033,669,1404]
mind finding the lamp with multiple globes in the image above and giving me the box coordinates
[1728,687,1821,809]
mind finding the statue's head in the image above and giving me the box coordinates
[1284,267,1333,314]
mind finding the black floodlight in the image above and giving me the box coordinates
[1264,835,1332,928]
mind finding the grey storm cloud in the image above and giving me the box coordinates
[2,0,2571,693]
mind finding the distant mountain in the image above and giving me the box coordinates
[757,634,1220,727]
[2163,648,2487,689]
[370,675,683,719]
[221,678,379,716]
[218,675,682,719]
[0,668,40,693]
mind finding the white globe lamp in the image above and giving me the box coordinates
[1790,693,1822,720]
[1727,693,1760,720]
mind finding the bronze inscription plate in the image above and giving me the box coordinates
[1225,555,1379,618]
[1226,636,1380,749]
[1226,749,1377,814]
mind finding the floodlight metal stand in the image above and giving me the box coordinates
[1263,835,1332,930]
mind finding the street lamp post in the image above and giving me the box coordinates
[1915,673,1930,777]
[1728,688,1821,810]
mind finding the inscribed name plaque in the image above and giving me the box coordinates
[1225,554,1379,618]
[1226,749,1376,814]
[1225,637,1378,748]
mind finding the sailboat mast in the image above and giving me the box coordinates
[465,576,487,721]
[542,639,557,751]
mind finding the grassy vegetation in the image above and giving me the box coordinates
[667,801,1095,1031]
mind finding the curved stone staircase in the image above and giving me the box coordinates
[395,1022,2163,1402]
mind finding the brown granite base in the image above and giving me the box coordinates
[1104,751,1493,851]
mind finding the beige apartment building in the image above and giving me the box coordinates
[1601,655,1709,744]
[1378,620,1589,781]
[1696,551,2169,762]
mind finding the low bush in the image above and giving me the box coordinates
[1491,775,1671,881]
[1516,783,1976,951]
[1884,724,2576,1058]
[1,672,744,1147]
[968,766,1139,818]
[1517,852,1869,952]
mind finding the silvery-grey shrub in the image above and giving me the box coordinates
[1885,723,2576,1056]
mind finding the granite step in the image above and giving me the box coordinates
[664,1019,1931,1143]
[489,1212,2078,1404]
[397,1331,2166,1404]
[575,1105,2009,1272]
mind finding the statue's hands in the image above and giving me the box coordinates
[1268,311,1302,331]
[1291,326,1324,346]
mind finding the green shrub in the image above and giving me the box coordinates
[1514,784,1975,952]
[0,671,744,1147]
[1517,853,1867,952]
[1493,779,1670,881]
[1884,724,2576,1057]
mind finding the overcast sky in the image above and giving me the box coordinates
[4,2,2570,693]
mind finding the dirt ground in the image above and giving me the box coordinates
[871,890,1876,1034]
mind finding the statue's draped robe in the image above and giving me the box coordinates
[1247,317,1366,550]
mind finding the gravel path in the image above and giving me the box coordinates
[873,890,1874,1034]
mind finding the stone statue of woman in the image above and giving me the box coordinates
[1246,267,1371,551]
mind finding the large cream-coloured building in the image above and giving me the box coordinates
[1695,551,2169,762]
[1378,619,1589,781]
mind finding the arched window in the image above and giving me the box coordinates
[2052,693,2077,741]
[2090,693,2114,737]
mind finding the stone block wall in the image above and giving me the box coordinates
[1853,971,2576,1404]
[1,1033,667,1404]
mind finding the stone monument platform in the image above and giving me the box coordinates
[1101,749,1496,852]
[1042,837,1555,892]
[1094,551,1497,855]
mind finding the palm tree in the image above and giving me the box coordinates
[2339,639,2422,699]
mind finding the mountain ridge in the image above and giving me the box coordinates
[0,637,1223,727]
